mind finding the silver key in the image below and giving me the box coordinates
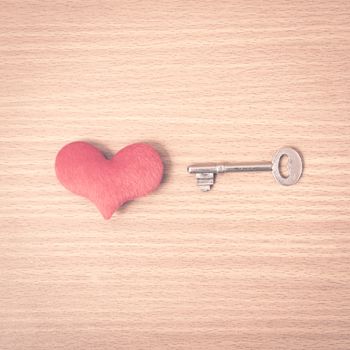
[187,147,303,191]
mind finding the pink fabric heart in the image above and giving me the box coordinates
[55,142,163,219]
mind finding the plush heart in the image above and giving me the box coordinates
[55,142,163,219]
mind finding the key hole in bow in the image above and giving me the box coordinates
[279,154,289,178]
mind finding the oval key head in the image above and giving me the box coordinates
[272,147,303,186]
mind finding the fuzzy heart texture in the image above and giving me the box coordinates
[55,142,163,219]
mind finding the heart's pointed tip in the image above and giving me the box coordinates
[102,212,113,220]
[99,204,121,220]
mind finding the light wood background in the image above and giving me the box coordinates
[1,1,350,349]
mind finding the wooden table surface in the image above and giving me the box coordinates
[1,1,350,349]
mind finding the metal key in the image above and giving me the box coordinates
[187,147,303,191]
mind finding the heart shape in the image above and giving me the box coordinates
[55,142,163,219]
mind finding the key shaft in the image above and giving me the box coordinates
[188,163,272,174]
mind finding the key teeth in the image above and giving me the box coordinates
[196,173,215,192]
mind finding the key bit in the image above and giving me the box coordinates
[187,147,303,191]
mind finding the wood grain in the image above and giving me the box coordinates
[1,1,350,349]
